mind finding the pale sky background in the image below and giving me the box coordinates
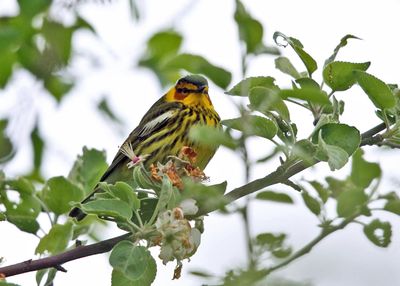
[1,0,400,285]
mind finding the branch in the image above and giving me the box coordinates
[0,233,131,277]
[0,122,389,278]
[265,214,358,274]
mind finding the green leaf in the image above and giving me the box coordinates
[314,123,361,156]
[97,97,123,125]
[249,87,290,121]
[139,30,183,86]
[279,88,330,105]
[226,76,278,96]
[42,19,73,65]
[301,190,321,216]
[189,125,237,149]
[35,222,73,255]
[44,76,73,102]
[162,53,231,89]
[309,181,330,203]
[324,34,361,67]
[182,180,227,212]
[295,78,320,90]
[0,281,22,286]
[384,200,400,215]
[110,182,140,210]
[68,147,108,196]
[351,149,381,188]
[30,123,44,179]
[273,32,317,76]
[42,176,84,215]
[234,0,263,54]
[156,176,181,213]
[315,134,349,171]
[0,119,14,163]
[3,178,41,234]
[275,56,301,79]
[256,191,293,204]
[336,188,368,217]
[110,241,156,285]
[291,139,317,163]
[142,30,182,60]
[222,115,278,139]
[18,0,51,18]
[323,61,370,91]
[0,50,16,87]
[354,70,396,109]
[363,219,392,247]
[81,199,133,220]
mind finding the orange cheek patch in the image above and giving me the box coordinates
[174,91,186,100]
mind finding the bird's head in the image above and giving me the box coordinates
[165,75,214,108]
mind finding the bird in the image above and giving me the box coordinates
[69,74,221,221]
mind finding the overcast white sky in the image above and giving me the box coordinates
[1,0,400,285]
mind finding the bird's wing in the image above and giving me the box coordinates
[99,99,182,182]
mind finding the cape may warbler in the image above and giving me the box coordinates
[70,75,220,220]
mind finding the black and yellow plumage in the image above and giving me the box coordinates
[69,75,220,220]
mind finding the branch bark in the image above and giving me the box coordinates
[0,122,388,278]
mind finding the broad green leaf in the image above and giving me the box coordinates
[324,34,361,67]
[301,190,321,216]
[354,70,396,109]
[189,125,237,149]
[336,188,368,217]
[273,32,317,76]
[111,182,140,210]
[18,0,51,18]
[42,19,73,65]
[309,181,330,203]
[249,87,290,121]
[68,147,108,196]
[0,282,21,286]
[80,199,132,220]
[42,176,84,215]
[279,88,330,105]
[7,177,35,194]
[275,56,301,79]
[256,191,293,204]
[291,139,317,163]
[315,134,349,171]
[35,222,73,255]
[156,176,180,213]
[0,50,16,87]
[3,177,41,234]
[226,76,278,96]
[363,219,392,247]
[0,119,14,163]
[351,149,381,188]
[323,61,370,91]
[384,200,400,215]
[44,76,73,102]
[256,232,285,247]
[295,78,320,90]
[110,241,156,285]
[222,115,278,139]
[163,54,231,89]
[142,30,182,60]
[138,30,183,86]
[182,180,227,212]
[234,0,263,54]
[315,123,361,156]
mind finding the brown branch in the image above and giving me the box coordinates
[0,233,131,277]
[0,122,390,278]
